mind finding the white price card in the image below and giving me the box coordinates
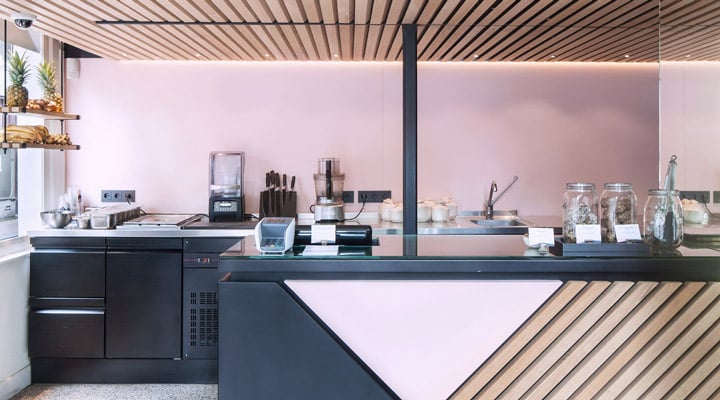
[575,224,601,243]
[615,224,642,243]
[302,245,339,256]
[311,224,336,244]
[528,228,555,246]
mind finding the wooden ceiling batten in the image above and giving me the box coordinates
[352,0,372,60]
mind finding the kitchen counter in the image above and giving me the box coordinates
[218,235,720,400]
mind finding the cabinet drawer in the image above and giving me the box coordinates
[29,308,105,358]
[30,251,105,297]
[183,237,240,253]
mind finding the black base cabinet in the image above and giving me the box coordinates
[28,235,235,383]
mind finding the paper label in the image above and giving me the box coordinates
[302,245,339,256]
[575,224,601,243]
[528,228,555,246]
[311,224,336,244]
[615,224,642,242]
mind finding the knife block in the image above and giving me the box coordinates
[259,190,297,218]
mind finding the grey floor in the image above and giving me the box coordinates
[10,384,217,400]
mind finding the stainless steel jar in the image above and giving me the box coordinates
[600,183,637,243]
[562,182,598,243]
[643,189,683,252]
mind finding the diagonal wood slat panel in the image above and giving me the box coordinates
[451,281,720,400]
[0,1,719,61]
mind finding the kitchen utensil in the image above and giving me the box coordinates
[40,210,74,228]
[312,158,345,221]
[260,170,297,218]
[662,155,678,243]
[209,152,245,222]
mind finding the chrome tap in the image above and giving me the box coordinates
[485,175,519,219]
[486,181,498,219]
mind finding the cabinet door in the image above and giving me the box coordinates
[106,251,181,359]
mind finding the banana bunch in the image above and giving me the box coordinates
[1,125,50,143]
[45,133,72,145]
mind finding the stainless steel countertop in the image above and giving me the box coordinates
[28,213,561,238]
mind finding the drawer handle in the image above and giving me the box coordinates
[35,309,104,315]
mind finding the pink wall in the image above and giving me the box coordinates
[65,60,659,216]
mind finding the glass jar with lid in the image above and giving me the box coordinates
[643,189,683,253]
[562,183,599,243]
[600,183,637,243]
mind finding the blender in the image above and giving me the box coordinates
[209,151,245,222]
[313,157,345,222]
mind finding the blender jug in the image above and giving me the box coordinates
[209,152,245,221]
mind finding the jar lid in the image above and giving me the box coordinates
[648,189,679,195]
[603,183,633,190]
[566,182,595,191]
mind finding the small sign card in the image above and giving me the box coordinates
[575,224,602,243]
[528,228,555,246]
[303,245,339,256]
[615,224,642,243]
[310,224,336,244]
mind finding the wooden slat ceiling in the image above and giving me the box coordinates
[0,1,718,62]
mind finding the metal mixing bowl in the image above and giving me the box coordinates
[41,210,74,229]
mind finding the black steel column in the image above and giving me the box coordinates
[402,24,417,236]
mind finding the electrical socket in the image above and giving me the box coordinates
[343,191,354,203]
[102,190,136,203]
[714,191,720,204]
[679,190,710,203]
[358,190,391,203]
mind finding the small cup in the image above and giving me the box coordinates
[417,202,432,222]
[391,204,404,223]
[380,199,395,221]
[431,204,449,222]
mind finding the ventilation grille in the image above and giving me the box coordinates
[189,291,219,348]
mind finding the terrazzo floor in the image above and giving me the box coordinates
[10,384,217,400]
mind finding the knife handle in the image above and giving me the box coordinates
[265,173,270,188]
[290,175,296,190]
[283,174,287,189]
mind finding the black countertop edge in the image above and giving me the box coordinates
[220,257,720,282]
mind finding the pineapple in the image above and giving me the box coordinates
[7,51,31,107]
[36,60,63,112]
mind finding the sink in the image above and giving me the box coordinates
[469,217,527,227]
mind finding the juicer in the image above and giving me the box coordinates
[313,157,345,222]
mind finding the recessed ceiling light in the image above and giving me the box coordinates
[473,54,479,59]
[685,54,691,58]
[624,54,630,58]
[195,53,201,57]
[550,55,556,59]
[264,53,270,57]
[333,53,339,58]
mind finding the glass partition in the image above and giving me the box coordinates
[659,2,720,212]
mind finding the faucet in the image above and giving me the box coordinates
[485,175,519,219]
[486,181,498,219]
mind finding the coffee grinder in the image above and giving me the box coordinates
[209,151,245,222]
[313,157,345,222]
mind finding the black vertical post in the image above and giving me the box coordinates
[402,24,417,237]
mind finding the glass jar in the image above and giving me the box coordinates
[562,183,599,243]
[600,183,637,243]
[643,189,683,252]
